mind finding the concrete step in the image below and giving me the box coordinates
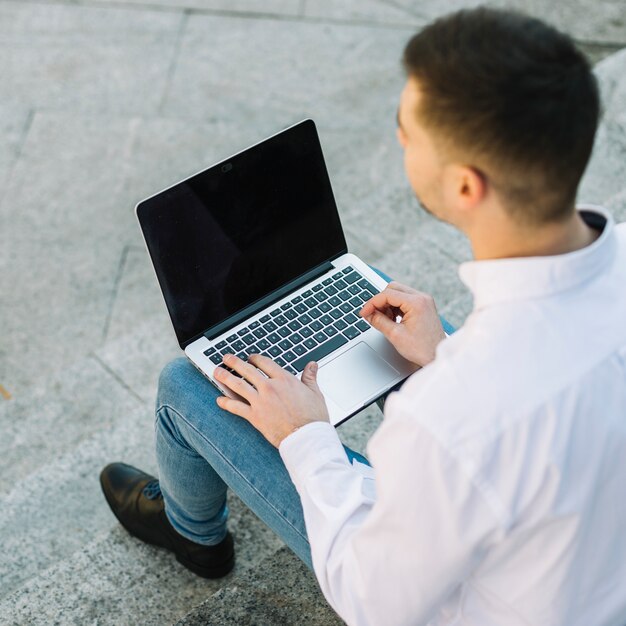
[175,546,343,626]
[0,395,285,623]
[0,495,284,626]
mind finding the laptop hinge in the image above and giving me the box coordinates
[201,260,336,342]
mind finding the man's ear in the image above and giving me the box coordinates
[456,165,487,212]
[441,163,486,220]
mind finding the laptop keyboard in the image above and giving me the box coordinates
[203,266,378,375]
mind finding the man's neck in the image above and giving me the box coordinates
[469,209,601,261]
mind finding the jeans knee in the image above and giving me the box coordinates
[156,357,194,411]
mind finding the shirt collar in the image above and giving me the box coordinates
[458,204,617,311]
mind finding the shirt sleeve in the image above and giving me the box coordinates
[279,410,502,626]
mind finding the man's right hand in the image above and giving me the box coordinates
[359,281,446,368]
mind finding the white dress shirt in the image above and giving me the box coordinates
[279,205,626,626]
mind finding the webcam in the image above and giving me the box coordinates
[221,163,233,172]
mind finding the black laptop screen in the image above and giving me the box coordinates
[137,119,347,348]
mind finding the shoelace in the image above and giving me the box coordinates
[142,480,163,501]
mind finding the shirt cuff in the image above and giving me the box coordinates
[279,421,350,486]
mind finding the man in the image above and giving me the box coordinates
[100,7,626,625]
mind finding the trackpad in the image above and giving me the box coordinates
[317,342,400,410]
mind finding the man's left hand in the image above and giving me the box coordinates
[214,353,330,448]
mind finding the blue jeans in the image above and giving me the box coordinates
[154,268,455,570]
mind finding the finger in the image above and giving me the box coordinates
[300,361,320,392]
[387,281,418,295]
[247,353,286,378]
[366,308,401,336]
[214,365,257,403]
[215,394,252,420]
[361,287,413,315]
[223,353,266,387]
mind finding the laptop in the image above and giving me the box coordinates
[136,118,415,426]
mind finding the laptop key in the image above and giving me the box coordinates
[303,337,317,350]
[278,326,291,338]
[302,289,313,297]
[288,320,302,331]
[253,328,267,339]
[250,321,260,330]
[270,308,281,317]
[309,307,322,319]
[329,296,341,307]
[358,279,378,294]
[279,339,293,351]
[319,302,331,313]
[268,332,281,344]
[269,345,281,357]
[344,313,358,325]
[343,326,361,340]
[203,347,216,356]
[334,319,348,331]
[285,309,297,320]
[330,309,343,320]
[293,295,303,304]
[295,303,307,314]
[356,319,370,332]
[314,292,328,302]
[348,284,360,295]
[322,277,332,286]
[238,328,250,336]
[260,314,271,323]
[274,315,288,326]
[243,334,256,346]
[218,339,230,348]
[292,335,348,372]
[324,285,338,296]
[209,353,222,365]
[335,279,347,290]
[342,266,354,274]
[257,339,271,351]
[312,284,323,292]
[236,352,247,361]
[290,332,303,344]
[300,327,313,338]
[313,331,327,343]
[293,344,306,356]
[325,326,338,337]
[281,302,292,310]
[275,357,287,367]
[310,320,323,332]
[320,314,333,326]
[232,339,246,352]
[304,297,317,308]
[357,292,371,303]
[332,272,343,280]
[338,290,351,302]
[285,365,297,375]
[299,313,312,325]
[344,271,360,284]
[263,321,278,332]
[283,350,297,362]
[349,296,362,308]
[340,302,352,314]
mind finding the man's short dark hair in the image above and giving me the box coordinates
[402,7,600,225]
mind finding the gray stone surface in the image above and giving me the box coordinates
[0,355,141,495]
[160,13,413,130]
[176,546,343,626]
[0,2,180,114]
[395,0,626,44]
[0,494,284,626]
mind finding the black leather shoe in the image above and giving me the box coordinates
[100,462,234,579]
